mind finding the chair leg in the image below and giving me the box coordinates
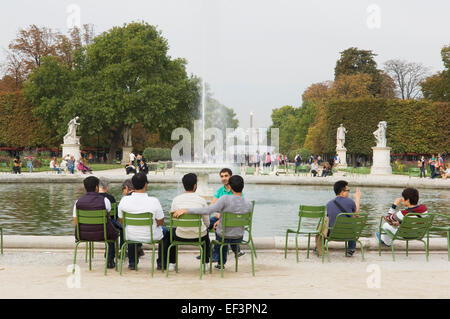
[73,242,81,274]
[345,241,348,257]
[358,240,365,261]
[199,245,203,280]
[202,242,206,274]
[251,237,257,259]
[104,243,109,276]
[209,243,213,274]
[284,231,289,259]
[151,244,155,277]
[160,240,165,272]
[220,245,225,278]
[307,234,311,259]
[175,246,179,273]
[85,243,88,262]
[115,240,118,271]
[235,244,239,273]
[423,240,429,262]
[88,242,92,271]
[295,234,299,263]
[406,240,409,257]
[321,237,325,264]
[120,242,126,276]
[166,244,173,278]
[326,240,330,262]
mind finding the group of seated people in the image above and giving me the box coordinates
[73,168,252,271]
[125,154,148,175]
[310,160,333,177]
[72,166,429,271]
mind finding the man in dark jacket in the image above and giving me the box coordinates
[72,176,119,269]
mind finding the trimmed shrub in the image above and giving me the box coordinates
[143,147,172,162]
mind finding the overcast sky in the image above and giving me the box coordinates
[1,0,449,128]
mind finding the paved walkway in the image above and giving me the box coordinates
[1,168,449,189]
[0,249,448,298]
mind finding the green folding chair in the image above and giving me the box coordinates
[378,213,435,261]
[324,213,368,262]
[167,213,207,279]
[119,212,164,277]
[427,213,450,261]
[210,211,256,278]
[73,209,119,276]
[284,205,326,262]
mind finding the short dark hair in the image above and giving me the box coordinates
[229,175,244,193]
[402,188,419,205]
[182,173,197,191]
[333,180,348,195]
[220,168,232,176]
[131,172,148,190]
[83,176,99,192]
[122,179,134,191]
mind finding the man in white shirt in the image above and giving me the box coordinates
[129,152,136,166]
[170,173,211,266]
[118,172,169,270]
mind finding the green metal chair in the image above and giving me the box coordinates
[378,213,435,261]
[324,213,368,262]
[73,209,119,276]
[426,213,449,261]
[167,213,207,279]
[210,211,256,278]
[408,167,420,178]
[284,205,326,262]
[84,202,118,262]
[119,212,164,277]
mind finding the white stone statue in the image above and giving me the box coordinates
[123,126,132,147]
[373,121,387,147]
[63,116,81,145]
[336,124,348,150]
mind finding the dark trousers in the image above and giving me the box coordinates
[213,234,243,265]
[156,226,171,269]
[430,165,436,178]
[13,166,21,174]
[208,216,240,256]
[420,166,426,178]
[168,228,211,263]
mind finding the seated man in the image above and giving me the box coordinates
[72,176,119,269]
[173,175,252,269]
[377,188,428,247]
[50,157,62,174]
[125,161,136,175]
[310,160,319,177]
[170,173,210,268]
[317,180,361,257]
[118,173,170,270]
[99,177,124,250]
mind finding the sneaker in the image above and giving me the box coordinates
[168,263,176,272]
[137,247,145,257]
[215,264,225,270]
[237,251,246,258]
[346,250,355,257]
[128,264,136,270]
[376,232,391,247]
[107,261,116,269]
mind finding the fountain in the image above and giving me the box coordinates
[174,79,236,200]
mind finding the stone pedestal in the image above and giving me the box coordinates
[122,146,133,165]
[336,148,348,168]
[370,147,392,175]
[61,144,81,161]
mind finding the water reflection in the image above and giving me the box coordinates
[0,183,448,238]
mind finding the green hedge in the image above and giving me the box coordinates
[143,147,172,162]
[325,98,450,155]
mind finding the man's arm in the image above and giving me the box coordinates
[173,197,226,217]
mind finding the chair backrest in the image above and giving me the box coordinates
[297,205,326,232]
[328,213,368,241]
[122,211,154,242]
[110,202,118,219]
[75,209,108,241]
[221,211,252,243]
[395,213,435,240]
[169,213,203,242]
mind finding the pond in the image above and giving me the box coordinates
[0,183,448,238]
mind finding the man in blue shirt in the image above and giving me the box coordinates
[324,180,361,257]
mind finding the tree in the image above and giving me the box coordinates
[421,45,450,102]
[329,73,373,99]
[334,47,391,97]
[24,22,200,161]
[384,59,429,99]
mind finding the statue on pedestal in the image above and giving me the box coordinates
[123,126,133,147]
[373,121,387,147]
[63,116,81,145]
[336,124,348,150]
